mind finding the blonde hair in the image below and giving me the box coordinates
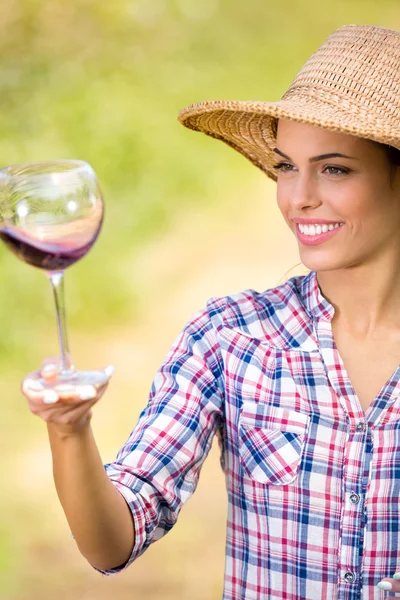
[277,263,311,285]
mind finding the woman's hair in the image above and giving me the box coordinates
[274,117,400,167]
[383,144,400,167]
[277,263,310,285]
[277,142,400,286]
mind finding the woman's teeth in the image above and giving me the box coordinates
[299,223,343,236]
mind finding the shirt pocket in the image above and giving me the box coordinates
[239,401,310,485]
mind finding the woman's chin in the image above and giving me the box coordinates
[298,252,345,273]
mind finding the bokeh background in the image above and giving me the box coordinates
[0,2,398,598]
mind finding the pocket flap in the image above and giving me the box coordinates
[240,401,310,434]
[239,402,310,485]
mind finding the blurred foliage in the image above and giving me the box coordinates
[0,0,398,362]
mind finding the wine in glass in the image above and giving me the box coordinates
[0,159,112,391]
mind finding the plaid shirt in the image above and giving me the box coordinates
[101,270,400,599]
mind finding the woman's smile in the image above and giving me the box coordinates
[296,222,345,245]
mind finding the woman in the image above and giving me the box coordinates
[22,24,400,599]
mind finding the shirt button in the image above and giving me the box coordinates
[344,571,355,583]
[356,421,365,432]
[349,493,360,504]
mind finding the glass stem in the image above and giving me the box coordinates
[49,271,73,374]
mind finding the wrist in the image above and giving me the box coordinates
[47,413,93,440]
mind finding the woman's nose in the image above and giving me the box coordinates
[290,172,321,211]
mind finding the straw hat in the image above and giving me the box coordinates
[178,24,400,182]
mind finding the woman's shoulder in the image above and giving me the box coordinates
[181,272,313,350]
[175,271,314,356]
[205,273,310,324]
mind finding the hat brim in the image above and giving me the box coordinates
[178,98,400,181]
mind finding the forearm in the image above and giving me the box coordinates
[47,420,135,571]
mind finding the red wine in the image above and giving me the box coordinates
[0,226,97,271]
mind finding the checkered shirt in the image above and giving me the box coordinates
[101,270,400,599]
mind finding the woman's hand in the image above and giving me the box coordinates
[21,358,114,435]
[377,573,400,596]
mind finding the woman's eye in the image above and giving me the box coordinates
[272,163,351,176]
[324,165,350,175]
[272,162,294,173]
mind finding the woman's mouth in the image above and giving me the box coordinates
[296,222,344,246]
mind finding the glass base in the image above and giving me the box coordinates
[38,367,113,393]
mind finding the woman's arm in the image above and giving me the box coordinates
[48,419,135,572]
[22,297,226,575]
[22,364,135,572]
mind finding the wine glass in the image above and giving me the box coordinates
[0,159,112,391]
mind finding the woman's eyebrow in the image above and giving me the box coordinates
[273,148,357,162]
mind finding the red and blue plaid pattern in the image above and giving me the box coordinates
[101,270,400,599]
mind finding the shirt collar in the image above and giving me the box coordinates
[299,270,335,323]
[221,270,335,351]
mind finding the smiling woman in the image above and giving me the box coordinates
[271,120,400,278]
[22,22,400,600]
[279,139,400,282]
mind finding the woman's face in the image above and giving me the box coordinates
[275,120,400,273]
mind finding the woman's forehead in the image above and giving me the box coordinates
[276,120,372,155]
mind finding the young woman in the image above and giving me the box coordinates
[22,24,400,599]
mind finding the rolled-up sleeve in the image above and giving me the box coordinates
[97,297,226,575]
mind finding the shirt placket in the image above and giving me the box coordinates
[337,419,369,600]
[314,316,368,600]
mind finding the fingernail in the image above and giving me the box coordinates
[43,390,59,404]
[377,581,392,590]
[79,385,96,400]
[393,572,400,580]
[28,380,44,391]
[104,365,115,378]
[42,363,57,375]
[55,384,76,395]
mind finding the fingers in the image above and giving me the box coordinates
[22,379,106,404]
[40,357,61,382]
[21,359,115,428]
[24,387,101,427]
[104,365,115,379]
[41,399,97,425]
[377,572,400,594]
[21,376,108,430]
[52,384,98,402]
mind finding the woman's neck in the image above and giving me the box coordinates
[316,264,400,338]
